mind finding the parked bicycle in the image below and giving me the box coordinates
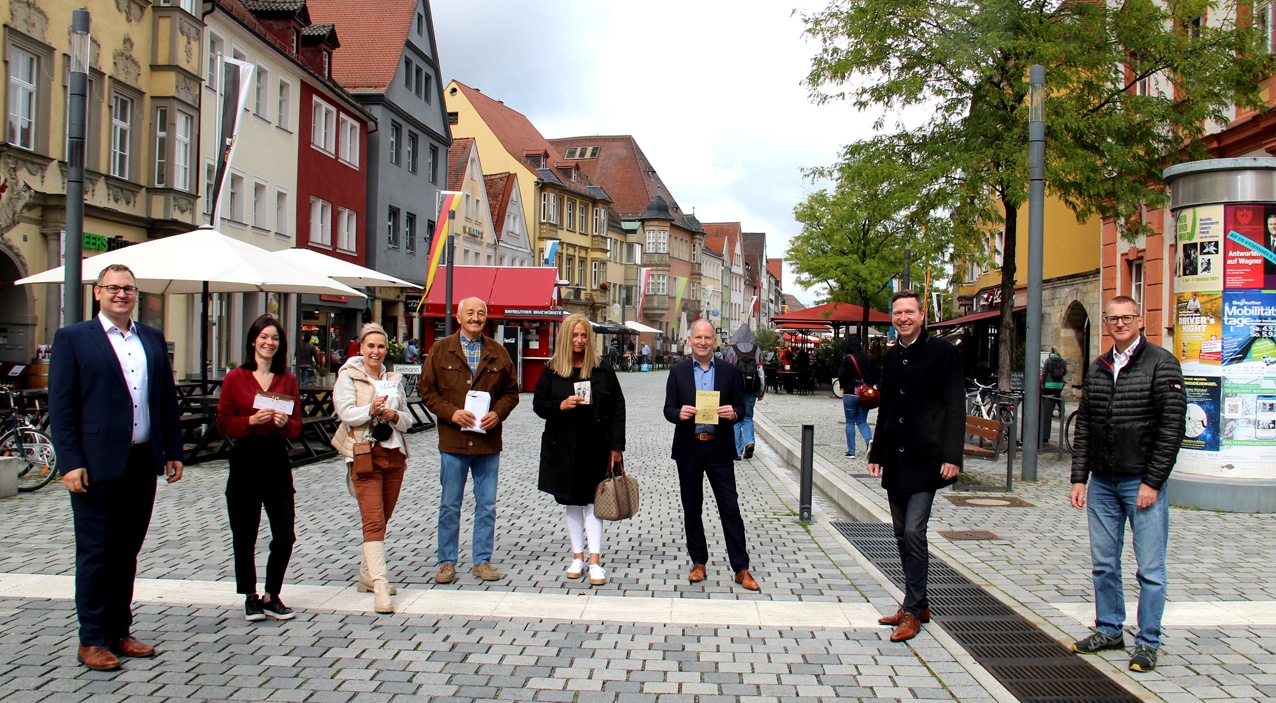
[966,378,1021,428]
[0,387,59,492]
[1062,385,1084,455]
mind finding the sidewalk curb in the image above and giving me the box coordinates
[754,410,1162,703]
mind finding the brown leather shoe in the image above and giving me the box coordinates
[734,569,761,591]
[688,563,707,583]
[890,612,922,642]
[878,606,931,626]
[77,644,122,671]
[107,635,157,658]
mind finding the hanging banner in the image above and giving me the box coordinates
[210,58,255,229]
[1173,291,1223,364]
[422,192,462,302]
[1175,205,1223,292]
[636,267,651,318]
[673,276,688,317]
[544,240,559,267]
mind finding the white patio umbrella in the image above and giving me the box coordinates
[625,320,662,334]
[17,226,365,384]
[272,247,421,289]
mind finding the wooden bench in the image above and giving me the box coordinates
[960,414,1015,492]
[287,415,339,467]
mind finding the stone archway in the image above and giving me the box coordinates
[0,245,36,364]
[1059,300,1090,397]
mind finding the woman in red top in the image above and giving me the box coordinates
[216,314,302,622]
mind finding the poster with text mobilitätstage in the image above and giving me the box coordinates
[1174,292,1223,365]
[1223,203,1276,290]
[1176,205,1223,292]
[1221,291,1276,366]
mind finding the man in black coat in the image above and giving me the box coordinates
[867,291,965,642]
[664,320,759,591]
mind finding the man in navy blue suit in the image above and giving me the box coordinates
[663,319,759,591]
[49,264,184,671]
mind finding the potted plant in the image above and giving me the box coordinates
[315,365,333,387]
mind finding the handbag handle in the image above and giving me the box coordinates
[848,354,866,384]
[605,459,625,479]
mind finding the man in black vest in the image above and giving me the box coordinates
[867,291,965,642]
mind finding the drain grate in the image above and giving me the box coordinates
[832,521,1140,703]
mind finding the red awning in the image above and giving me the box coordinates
[772,301,891,326]
[421,266,566,319]
[929,305,1026,329]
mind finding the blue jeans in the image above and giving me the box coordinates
[437,452,500,566]
[734,394,757,456]
[843,394,872,455]
[1086,474,1169,648]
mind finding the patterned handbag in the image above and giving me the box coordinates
[593,461,640,520]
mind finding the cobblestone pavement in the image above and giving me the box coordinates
[0,371,1011,702]
[758,388,1276,703]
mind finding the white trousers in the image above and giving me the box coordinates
[565,504,603,556]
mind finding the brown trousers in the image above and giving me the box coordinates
[352,445,406,541]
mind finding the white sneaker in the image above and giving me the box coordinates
[589,564,607,585]
[566,558,585,579]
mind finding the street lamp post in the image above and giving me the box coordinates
[1022,64,1046,482]
[64,9,91,326]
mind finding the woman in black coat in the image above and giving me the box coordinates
[533,314,626,586]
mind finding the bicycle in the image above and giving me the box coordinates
[1062,385,1084,454]
[966,379,999,419]
[0,387,59,492]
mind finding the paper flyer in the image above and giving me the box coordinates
[252,391,295,415]
[573,380,592,405]
[694,390,720,424]
[462,390,490,433]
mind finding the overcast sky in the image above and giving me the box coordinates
[431,0,883,305]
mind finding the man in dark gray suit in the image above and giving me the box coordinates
[49,264,184,671]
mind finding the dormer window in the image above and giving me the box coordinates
[323,51,330,78]
[291,30,298,55]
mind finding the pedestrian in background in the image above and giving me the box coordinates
[49,264,184,671]
[867,291,965,642]
[418,297,520,584]
[723,324,765,460]
[1070,296,1185,673]
[838,336,879,459]
[333,322,413,614]
[663,320,759,592]
[297,335,318,386]
[216,314,302,622]
[533,314,626,586]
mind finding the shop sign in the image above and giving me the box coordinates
[404,294,422,310]
[319,295,349,303]
[503,308,568,318]
[974,286,1001,311]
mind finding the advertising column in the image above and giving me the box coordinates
[1165,159,1276,512]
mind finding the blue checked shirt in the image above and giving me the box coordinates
[460,332,483,375]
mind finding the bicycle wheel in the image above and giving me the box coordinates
[831,378,843,398]
[1063,410,1080,455]
[1,428,59,492]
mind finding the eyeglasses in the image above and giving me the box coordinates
[95,284,139,297]
[1104,314,1138,325]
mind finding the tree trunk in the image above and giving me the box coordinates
[997,200,1018,392]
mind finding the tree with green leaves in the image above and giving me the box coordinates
[801,0,1270,387]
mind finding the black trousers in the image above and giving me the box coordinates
[225,435,295,596]
[70,442,158,646]
[887,490,936,615]
[676,439,750,573]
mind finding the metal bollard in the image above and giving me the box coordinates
[799,424,814,522]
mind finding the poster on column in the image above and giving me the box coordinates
[1222,203,1276,289]
[1221,378,1276,447]
[1176,205,1223,291]
[1173,292,1223,365]
[1181,376,1221,452]
[1221,291,1276,365]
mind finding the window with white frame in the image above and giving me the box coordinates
[1130,259,1144,309]
[387,206,401,248]
[311,98,336,153]
[206,32,224,84]
[579,202,587,233]
[226,172,245,223]
[389,121,401,165]
[275,189,289,236]
[159,0,198,13]
[1258,1,1274,52]
[154,107,168,187]
[277,79,291,130]
[110,93,133,179]
[646,274,667,295]
[252,180,268,229]
[565,199,576,230]
[593,207,605,236]
[993,229,1005,267]
[428,144,439,184]
[645,229,668,253]
[7,47,38,150]
[541,192,559,223]
[407,132,418,173]
[310,197,332,246]
[339,115,359,166]
[254,64,269,118]
[204,160,216,216]
[337,207,356,252]
[175,112,192,191]
[591,261,600,289]
[406,212,417,253]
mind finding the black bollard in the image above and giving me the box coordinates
[800,424,814,522]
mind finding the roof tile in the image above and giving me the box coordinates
[307,0,418,93]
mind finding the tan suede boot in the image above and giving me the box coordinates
[357,554,397,594]
[362,541,394,614]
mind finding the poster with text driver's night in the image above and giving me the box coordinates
[1182,376,1221,452]
[1221,291,1276,365]
[1223,203,1276,290]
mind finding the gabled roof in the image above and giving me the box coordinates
[484,172,516,240]
[783,293,806,311]
[548,135,698,232]
[767,258,784,283]
[242,0,309,18]
[306,0,418,93]
[451,81,564,173]
[701,222,742,263]
[702,232,726,257]
[447,137,475,191]
[741,232,765,256]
